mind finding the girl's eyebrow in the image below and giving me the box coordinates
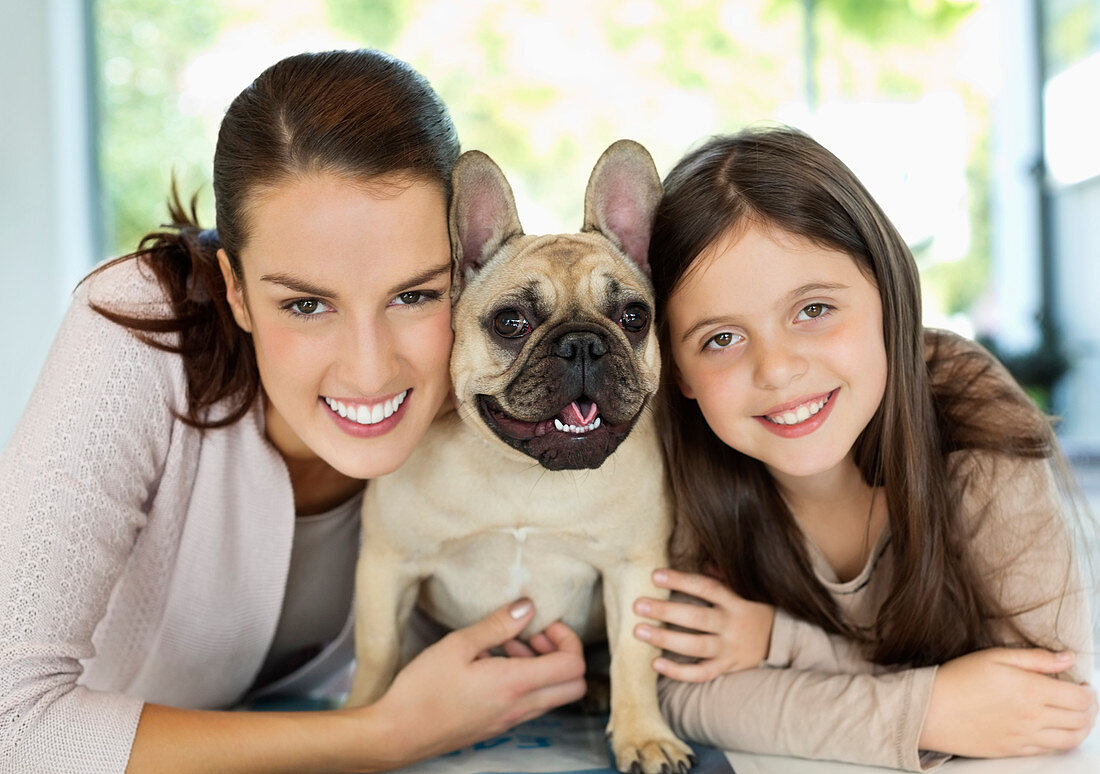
[678,281,850,344]
[784,281,849,302]
[259,261,452,300]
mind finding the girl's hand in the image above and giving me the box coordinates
[919,647,1098,758]
[632,568,775,682]
[368,599,587,768]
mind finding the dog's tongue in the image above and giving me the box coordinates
[560,399,599,426]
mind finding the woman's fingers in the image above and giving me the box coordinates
[634,596,720,633]
[634,623,720,659]
[502,639,538,658]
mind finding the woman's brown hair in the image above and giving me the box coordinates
[90,49,460,428]
[650,126,1060,667]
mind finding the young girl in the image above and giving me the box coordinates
[633,126,1096,771]
[0,49,585,774]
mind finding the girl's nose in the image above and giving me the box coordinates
[752,340,808,390]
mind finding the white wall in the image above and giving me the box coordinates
[0,0,96,447]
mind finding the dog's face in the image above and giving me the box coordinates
[448,141,663,471]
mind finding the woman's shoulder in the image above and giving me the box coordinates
[77,254,173,313]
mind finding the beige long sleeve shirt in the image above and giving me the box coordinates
[659,450,1094,771]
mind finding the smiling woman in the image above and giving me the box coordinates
[0,48,586,774]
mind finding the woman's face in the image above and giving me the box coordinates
[220,172,453,479]
[666,221,887,489]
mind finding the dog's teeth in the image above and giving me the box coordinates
[554,418,565,431]
[592,417,601,429]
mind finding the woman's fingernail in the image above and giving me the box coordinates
[509,598,533,619]
[653,570,668,585]
[653,658,668,673]
[635,600,651,615]
[1056,651,1074,663]
[636,625,652,641]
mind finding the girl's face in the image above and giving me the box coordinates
[667,221,887,487]
[219,172,453,479]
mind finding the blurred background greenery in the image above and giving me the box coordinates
[93,0,989,333]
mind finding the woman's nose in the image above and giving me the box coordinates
[341,318,400,394]
[752,339,808,391]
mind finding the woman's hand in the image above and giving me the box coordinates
[919,647,1098,758]
[632,568,775,682]
[366,599,587,768]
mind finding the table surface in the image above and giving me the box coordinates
[393,701,1099,774]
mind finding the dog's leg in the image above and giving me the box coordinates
[601,555,694,774]
[346,548,419,709]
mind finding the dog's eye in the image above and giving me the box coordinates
[493,309,531,338]
[618,304,649,333]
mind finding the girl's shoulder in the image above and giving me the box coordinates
[924,328,1054,456]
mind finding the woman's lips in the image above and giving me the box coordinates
[321,390,410,438]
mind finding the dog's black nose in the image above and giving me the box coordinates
[552,331,608,361]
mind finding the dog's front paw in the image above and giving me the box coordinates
[607,723,695,774]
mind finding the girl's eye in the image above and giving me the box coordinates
[795,303,833,322]
[704,331,742,350]
[287,298,330,317]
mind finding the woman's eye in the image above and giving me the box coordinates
[288,298,330,316]
[618,303,650,333]
[493,308,531,338]
[704,331,741,350]
[795,303,832,322]
[395,291,425,305]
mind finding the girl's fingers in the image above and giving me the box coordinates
[994,647,1076,675]
[634,623,720,659]
[1043,681,1097,713]
[634,597,720,633]
[650,656,722,683]
[653,568,734,605]
[1038,707,1096,734]
[1031,725,1093,752]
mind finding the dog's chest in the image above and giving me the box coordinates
[418,526,605,639]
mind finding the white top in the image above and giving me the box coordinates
[0,259,360,773]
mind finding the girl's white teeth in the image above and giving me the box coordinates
[767,395,829,426]
[325,390,408,426]
[553,416,601,434]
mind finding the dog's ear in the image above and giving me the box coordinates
[450,150,524,286]
[582,139,663,276]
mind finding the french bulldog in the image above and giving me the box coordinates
[347,140,692,774]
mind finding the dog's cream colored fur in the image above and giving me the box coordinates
[348,141,692,773]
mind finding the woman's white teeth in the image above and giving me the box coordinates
[325,390,407,426]
[768,395,828,425]
[553,416,601,434]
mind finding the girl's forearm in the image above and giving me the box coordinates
[125,702,399,774]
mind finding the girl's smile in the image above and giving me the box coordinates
[755,387,839,438]
[667,221,887,484]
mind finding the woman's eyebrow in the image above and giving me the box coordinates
[384,261,452,296]
[258,261,452,300]
[259,273,337,298]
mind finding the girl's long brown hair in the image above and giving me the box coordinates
[650,126,1059,667]
[89,49,460,428]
